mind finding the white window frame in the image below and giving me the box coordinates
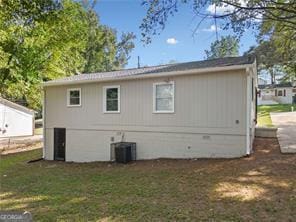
[67,88,81,107]
[103,85,120,113]
[153,81,175,113]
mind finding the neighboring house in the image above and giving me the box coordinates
[0,97,35,137]
[43,56,257,162]
[258,83,296,105]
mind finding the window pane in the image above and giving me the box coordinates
[69,90,80,105]
[106,88,118,99]
[156,98,173,111]
[107,100,118,111]
[156,84,173,98]
[278,90,283,96]
[70,90,80,98]
[70,97,80,105]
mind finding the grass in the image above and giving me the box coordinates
[34,127,43,135]
[257,104,296,127]
[1,139,296,221]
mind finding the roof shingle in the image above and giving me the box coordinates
[258,82,293,89]
[44,55,255,85]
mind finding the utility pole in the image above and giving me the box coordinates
[137,56,140,68]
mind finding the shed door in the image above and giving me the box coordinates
[54,128,66,161]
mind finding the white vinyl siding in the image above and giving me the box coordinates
[0,103,34,137]
[44,68,253,162]
[153,81,174,113]
[45,72,247,131]
[67,88,81,107]
[103,85,120,113]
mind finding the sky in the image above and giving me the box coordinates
[95,0,258,69]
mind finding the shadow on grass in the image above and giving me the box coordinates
[0,139,296,221]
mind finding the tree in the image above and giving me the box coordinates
[0,0,90,109]
[140,2,295,60]
[0,0,135,110]
[245,41,285,84]
[140,0,296,80]
[141,0,296,43]
[0,0,66,109]
[113,32,136,70]
[80,1,136,73]
[245,42,295,83]
[205,35,239,59]
[260,14,296,82]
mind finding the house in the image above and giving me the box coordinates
[0,97,35,137]
[43,56,257,162]
[258,82,296,105]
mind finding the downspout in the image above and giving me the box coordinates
[246,67,251,155]
[42,88,46,159]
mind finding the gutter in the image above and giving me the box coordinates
[43,64,254,87]
[246,69,251,156]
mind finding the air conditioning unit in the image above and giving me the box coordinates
[110,142,136,163]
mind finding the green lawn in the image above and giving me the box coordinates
[257,104,296,127]
[34,127,43,135]
[1,142,295,221]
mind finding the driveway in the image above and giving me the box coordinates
[270,112,296,153]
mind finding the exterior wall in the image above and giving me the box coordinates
[258,99,278,105]
[258,88,277,105]
[0,103,34,137]
[45,128,246,161]
[276,88,293,104]
[258,87,293,105]
[44,69,248,161]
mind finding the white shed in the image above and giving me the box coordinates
[0,97,35,138]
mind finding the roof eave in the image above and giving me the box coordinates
[0,97,35,114]
[43,63,254,87]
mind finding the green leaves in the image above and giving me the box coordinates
[205,35,239,59]
[140,0,295,82]
[0,0,135,110]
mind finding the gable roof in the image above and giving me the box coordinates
[0,97,35,115]
[258,82,293,89]
[44,55,256,87]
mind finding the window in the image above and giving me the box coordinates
[67,88,81,107]
[103,85,120,113]
[153,81,174,113]
[278,90,283,96]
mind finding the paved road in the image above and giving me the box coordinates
[270,112,296,153]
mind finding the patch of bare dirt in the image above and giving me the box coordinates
[0,142,42,155]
